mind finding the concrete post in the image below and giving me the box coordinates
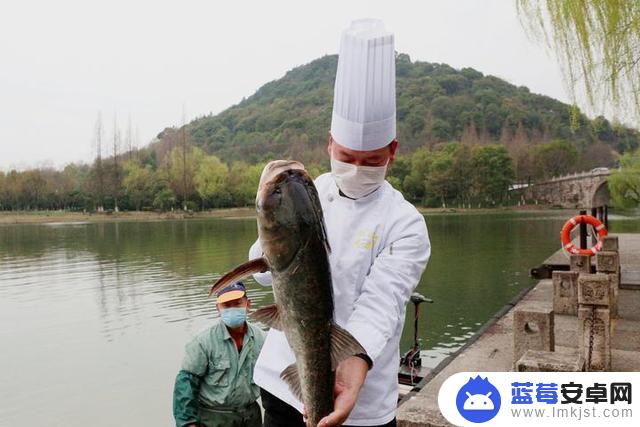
[552,271,579,315]
[596,251,620,274]
[570,254,591,274]
[601,237,621,294]
[602,236,619,252]
[578,307,611,371]
[596,250,621,318]
[578,273,611,306]
[577,273,611,371]
[513,308,555,367]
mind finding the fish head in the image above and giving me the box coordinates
[256,160,325,270]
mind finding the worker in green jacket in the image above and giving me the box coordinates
[173,281,266,427]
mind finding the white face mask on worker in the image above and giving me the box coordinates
[330,156,388,199]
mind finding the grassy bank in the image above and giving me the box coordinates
[0,208,257,224]
[0,205,569,225]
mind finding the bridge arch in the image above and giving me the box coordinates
[591,180,611,208]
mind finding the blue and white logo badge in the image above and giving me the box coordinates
[440,372,640,426]
[455,376,501,423]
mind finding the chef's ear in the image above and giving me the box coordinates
[388,140,398,165]
[326,132,334,157]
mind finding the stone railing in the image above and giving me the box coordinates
[513,236,620,372]
[535,168,612,186]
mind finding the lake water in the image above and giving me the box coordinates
[1,211,639,425]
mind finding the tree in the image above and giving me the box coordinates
[470,144,515,205]
[153,188,176,211]
[450,143,474,206]
[579,142,616,171]
[499,119,513,145]
[609,150,640,208]
[125,115,134,160]
[592,115,614,142]
[507,121,534,182]
[533,139,578,179]
[63,163,91,211]
[227,161,266,206]
[181,118,188,210]
[162,145,205,208]
[425,146,456,208]
[402,147,431,204]
[461,121,480,145]
[194,155,229,208]
[93,113,105,211]
[387,157,412,194]
[123,160,154,210]
[21,170,48,209]
[111,117,122,212]
[517,1,640,117]
[3,171,21,210]
[0,171,6,210]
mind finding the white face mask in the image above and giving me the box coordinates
[330,156,388,199]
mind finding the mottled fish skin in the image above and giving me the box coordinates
[257,160,334,427]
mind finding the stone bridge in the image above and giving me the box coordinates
[521,169,611,209]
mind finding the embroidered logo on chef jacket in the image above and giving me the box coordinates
[353,229,380,250]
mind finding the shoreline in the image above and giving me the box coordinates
[0,205,576,225]
[0,208,257,224]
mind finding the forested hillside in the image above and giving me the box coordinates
[179,53,639,165]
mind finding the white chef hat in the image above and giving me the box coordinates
[330,19,396,151]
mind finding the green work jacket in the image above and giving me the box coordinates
[173,320,266,427]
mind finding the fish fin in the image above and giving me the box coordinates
[330,323,367,370]
[280,363,303,402]
[208,257,270,297]
[250,304,282,330]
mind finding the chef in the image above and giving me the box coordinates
[249,19,430,427]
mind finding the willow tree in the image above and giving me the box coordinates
[517,0,640,117]
[609,150,640,208]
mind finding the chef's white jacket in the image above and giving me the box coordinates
[248,172,430,426]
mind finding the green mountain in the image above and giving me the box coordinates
[171,53,639,164]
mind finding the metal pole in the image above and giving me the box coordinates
[580,209,587,250]
[604,205,609,229]
[413,303,419,350]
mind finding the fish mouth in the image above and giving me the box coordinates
[256,160,307,207]
[258,160,305,193]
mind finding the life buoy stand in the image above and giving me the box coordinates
[560,215,607,256]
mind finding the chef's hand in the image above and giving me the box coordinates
[317,356,368,427]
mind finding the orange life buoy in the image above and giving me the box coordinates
[560,215,608,256]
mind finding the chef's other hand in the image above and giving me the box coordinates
[317,356,368,427]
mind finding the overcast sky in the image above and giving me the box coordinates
[0,0,579,171]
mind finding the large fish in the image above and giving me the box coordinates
[208,160,367,426]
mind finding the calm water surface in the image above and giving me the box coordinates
[1,211,639,426]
